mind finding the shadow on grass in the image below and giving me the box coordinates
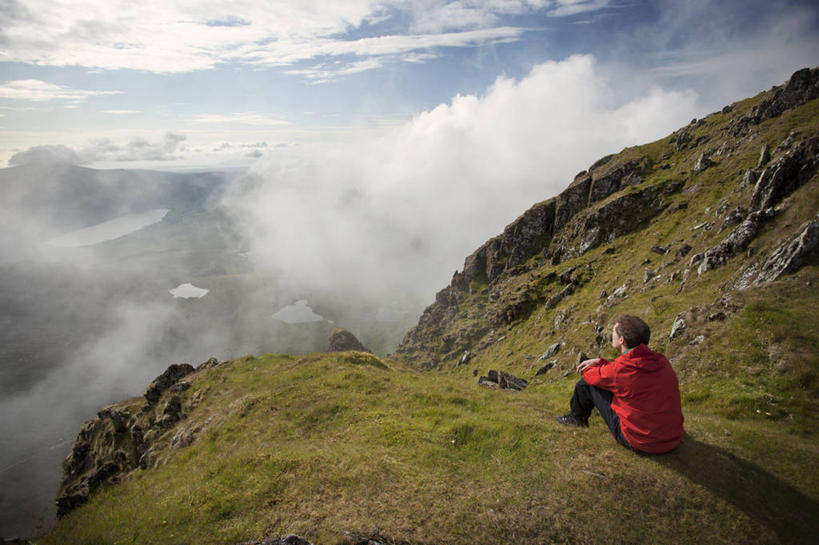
[654,434,819,544]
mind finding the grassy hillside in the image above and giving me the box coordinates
[39,352,818,545]
[38,71,819,544]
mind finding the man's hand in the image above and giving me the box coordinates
[577,358,601,374]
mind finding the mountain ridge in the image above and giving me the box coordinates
[395,67,819,371]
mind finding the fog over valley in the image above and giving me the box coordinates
[0,164,421,534]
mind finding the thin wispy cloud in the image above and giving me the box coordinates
[230,27,528,70]
[549,0,611,16]
[408,0,612,32]
[102,109,140,114]
[285,58,387,84]
[0,80,121,102]
[631,0,819,105]
[192,113,291,126]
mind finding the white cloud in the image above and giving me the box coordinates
[0,1,606,76]
[103,109,140,114]
[408,0,599,32]
[409,1,505,33]
[116,133,186,161]
[0,79,121,102]
[549,0,610,17]
[193,112,291,126]
[7,144,82,166]
[236,27,527,67]
[8,132,187,166]
[401,52,439,64]
[285,58,386,83]
[0,105,39,111]
[253,27,526,81]
[222,55,700,308]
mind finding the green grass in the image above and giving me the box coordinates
[40,350,818,545]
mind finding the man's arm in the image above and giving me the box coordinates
[577,358,601,374]
[581,357,616,388]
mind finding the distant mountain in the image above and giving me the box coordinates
[35,69,819,545]
[0,165,227,248]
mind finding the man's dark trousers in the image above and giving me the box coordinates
[570,378,638,452]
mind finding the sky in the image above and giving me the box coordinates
[1,0,818,170]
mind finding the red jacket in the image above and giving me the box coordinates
[582,344,684,453]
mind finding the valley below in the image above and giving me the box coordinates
[0,167,420,537]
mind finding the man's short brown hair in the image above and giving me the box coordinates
[615,315,651,348]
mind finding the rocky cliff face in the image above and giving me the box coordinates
[56,359,219,516]
[396,68,819,370]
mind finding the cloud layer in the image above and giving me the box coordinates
[0,80,121,102]
[9,133,187,166]
[0,1,608,76]
[223,54,700,307]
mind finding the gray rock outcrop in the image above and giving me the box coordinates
[144,363,195,405]
[550,178,683,263]
[535,361,555,376]
[669,315,687,341]
[478,370,529,391]
[758,144,771,168]
[544,282,576,310]
[57,406,144,517]
[750,135,819,212]
[697,209,774,274]
[238,536,314,545]
[328,327,371,353]
[749,68,819,123]
[693,153,714,173]
[57,359,214,517]
[736,216,819,288]
[540,342,561,359]
[731,67,819,136]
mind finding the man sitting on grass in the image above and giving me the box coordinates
[556,315,684,455]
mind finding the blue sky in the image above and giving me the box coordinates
[1,0,817,169]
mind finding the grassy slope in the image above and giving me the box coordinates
[39,352,817,545]
[39,94,819,544]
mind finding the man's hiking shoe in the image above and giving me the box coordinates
[555,414,588,427]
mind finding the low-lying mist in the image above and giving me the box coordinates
[0,54,704,537]
[223,55,700,308]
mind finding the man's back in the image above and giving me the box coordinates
[583,344,684,453]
